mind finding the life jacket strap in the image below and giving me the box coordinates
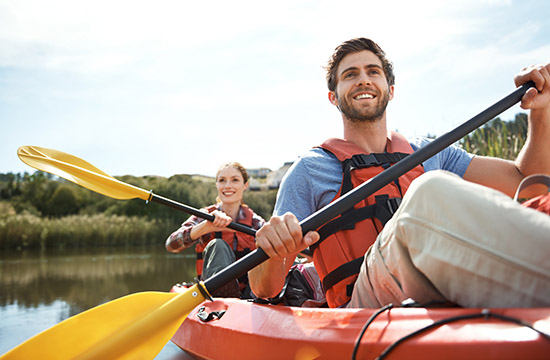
[350,152,410,169]
[322,257,364,295]
[311,195,401,252]
[340,152,408,211]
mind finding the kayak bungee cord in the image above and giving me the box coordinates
[351,303,394,359]
[351,304,550,360]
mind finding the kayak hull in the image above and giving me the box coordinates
[170,290,550,359]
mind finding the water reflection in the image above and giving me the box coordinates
[0,245,197,359]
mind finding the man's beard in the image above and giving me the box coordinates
[337,89,389,123]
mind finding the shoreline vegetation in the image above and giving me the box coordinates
[0,172,277,250]
[0,208,172,250]
[1,114,527,250]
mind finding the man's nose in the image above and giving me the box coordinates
[356,72,371,86]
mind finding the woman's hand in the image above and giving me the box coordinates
[189,210,234,240]
[206,209,234,233]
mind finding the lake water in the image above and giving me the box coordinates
[0,245,199,359]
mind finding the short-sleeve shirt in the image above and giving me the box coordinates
[273,137,474,220]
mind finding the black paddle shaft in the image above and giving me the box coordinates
[205,81,534,294]
[151,194,256,236]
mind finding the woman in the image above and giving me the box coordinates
[166,162,265,298]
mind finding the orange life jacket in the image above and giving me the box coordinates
[195,205,257,278]
[312,131,425,308]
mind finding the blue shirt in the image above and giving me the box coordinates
[274,137,474,220]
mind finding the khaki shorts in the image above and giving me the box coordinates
[348,170,550,308]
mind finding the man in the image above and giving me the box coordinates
[249,38,550,308]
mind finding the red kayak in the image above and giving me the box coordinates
[170,285,550,360]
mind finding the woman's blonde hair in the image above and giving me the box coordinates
[216,162,249,183]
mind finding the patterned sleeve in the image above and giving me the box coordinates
[166,205,264,252]
[165,214,206,253]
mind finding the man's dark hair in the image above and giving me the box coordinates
[325,38,395,91]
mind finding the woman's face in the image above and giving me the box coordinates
[216,166,248,204]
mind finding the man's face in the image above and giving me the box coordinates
[331,50,394,123]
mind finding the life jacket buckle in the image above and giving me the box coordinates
[350,154,379,168]
[387,197,402,215]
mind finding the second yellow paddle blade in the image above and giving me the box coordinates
[1,285,207,360]
[17,146,151,201]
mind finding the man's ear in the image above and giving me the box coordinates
[388,85,395,101]
[328,91,338,106]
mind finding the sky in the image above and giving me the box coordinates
[1,0,549,178]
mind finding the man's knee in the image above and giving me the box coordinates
[397,170,457,212]
[407,170,460,201]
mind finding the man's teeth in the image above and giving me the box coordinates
[355,93,374,99]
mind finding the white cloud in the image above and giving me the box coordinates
[1,0,548,177]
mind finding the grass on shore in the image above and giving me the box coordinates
[0,202,173,250]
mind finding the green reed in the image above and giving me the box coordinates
[0,206,173,250]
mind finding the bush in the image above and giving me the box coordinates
[0,212,173,250]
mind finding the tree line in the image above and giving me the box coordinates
[0,172,277,250]
[1,112,527,250]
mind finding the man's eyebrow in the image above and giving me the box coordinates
[340,64,383,77]
[340,66,359,77]
[365,64,383,70]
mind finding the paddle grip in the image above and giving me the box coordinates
[204,81,533,295]
[150,194,257,236]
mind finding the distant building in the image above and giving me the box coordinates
[248,177,262,191]
[266,162,292,189]
[247,162,293,191]
[246,167,271,179]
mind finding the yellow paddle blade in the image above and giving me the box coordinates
[17,146,151,201]
[1,284,208,360]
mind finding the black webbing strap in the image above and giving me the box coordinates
[373,195,401,225]
[310,195,401,252]
[350,152,409,169]
[314,204,376,246]
[340,152,409,212]
[322,257,364,295]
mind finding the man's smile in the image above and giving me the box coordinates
[353,92,375,100]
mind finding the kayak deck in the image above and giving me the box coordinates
[171,297,550,360]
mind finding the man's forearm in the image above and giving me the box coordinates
[516,108,550,176]
[249,255,293,299]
